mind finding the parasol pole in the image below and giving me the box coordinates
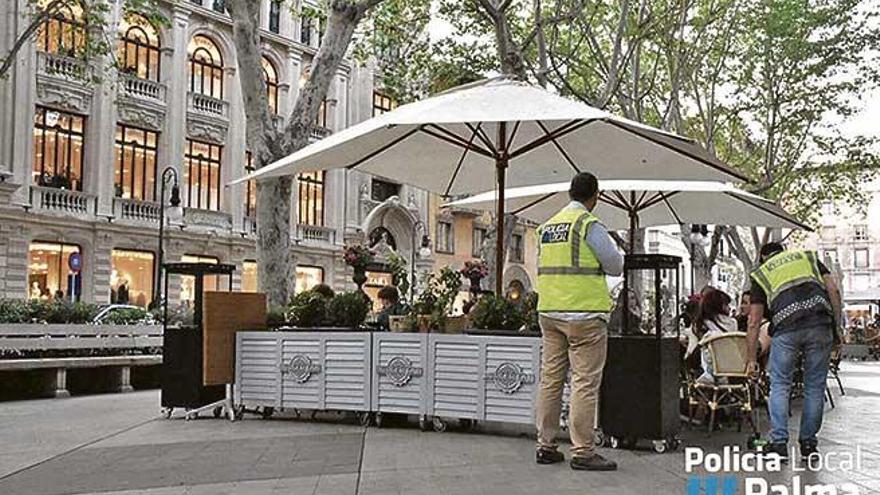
[495,122,508,296]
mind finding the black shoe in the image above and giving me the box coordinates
[536,448,564,465]
[762,442,789,463]
[570,453,618,471]
[799,441,819,461]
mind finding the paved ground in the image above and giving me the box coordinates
[1,361,878,495]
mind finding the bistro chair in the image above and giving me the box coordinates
[688,332,758,433]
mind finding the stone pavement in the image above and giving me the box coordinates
[1,361,878,495]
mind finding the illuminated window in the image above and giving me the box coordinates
[297,171,324,226]
[511,233,524,263]
[268,1,281,33]
[262,56,279,115]
[372,91,395,116]
[472,227,486,257]
[295,265,324,293]
[118,15,160,81]
[364,270,393,309]
[114,124,158,201]
[180,254,219,303]
[111,249,154,307]
[33,107,85,191]
[436,221,453,253]
[28,242,81,300]
[245,151,256,217]
[184,139,222,211]
[188,35,224,99]
[36,4,84,56]
[242,260,258,292]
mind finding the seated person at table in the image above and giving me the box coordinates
[695,289,737,385]
[375,285,407,331]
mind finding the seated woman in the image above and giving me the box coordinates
[695,289,737,385]
[375,285,407,331]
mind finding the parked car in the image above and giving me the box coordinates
[92,304,156,325]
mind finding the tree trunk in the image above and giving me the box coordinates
[227,0,380,307]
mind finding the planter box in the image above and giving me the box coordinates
[371,332,429,415]
[235,330,371,412]
[426,333,541,425]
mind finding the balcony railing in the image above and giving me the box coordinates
[310,126,331,140]
[30,186,96,218]
[184,207,232,230]
[37,52,91,82]
[113,197,160,224]
[187,92,229,118]
[296,224,335,244]
[120,74,166,103]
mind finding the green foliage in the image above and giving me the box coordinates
[0,299,98,324]
[469,294,525,331]
[98,307,150,325]
[266,306,289,329]
[326,291,370,328]
[521,292,540,333]
[409,267,462,331]
[385,252,409,303]
[287,290,331,328]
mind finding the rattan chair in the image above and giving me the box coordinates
[688,332,757,432]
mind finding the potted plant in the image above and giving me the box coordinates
[407,267,463,333]
[326,291,370,328]
[468,293,527,334]
[460,260,489,296]
[342,244,375,293]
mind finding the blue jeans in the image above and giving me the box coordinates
[768,325,833,444]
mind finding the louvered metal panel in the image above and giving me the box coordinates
[235,332,279,407]
[483,339,540,424]
[371,333,428,415]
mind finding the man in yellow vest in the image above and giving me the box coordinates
[746,242,842,462]
[534,172,622,471]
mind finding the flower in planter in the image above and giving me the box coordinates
[460,260,489,280]
[342,244,375,269]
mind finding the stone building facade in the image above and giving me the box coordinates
[0,0,437,307]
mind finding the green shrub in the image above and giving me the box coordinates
[469,294,525,331]
[288,290,330,327]
[326,291,370,328]
[266,306,289,329]
[44,300,98,324]
[0,299,29,323]
[100,307,150,325]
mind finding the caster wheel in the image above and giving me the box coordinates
[609,436,620,449]
[261,407,275,419]
[359,412,372,427]
[234,407,244,421]
[162,408,173,419]
[419,416,428,431]
[593,430,605,447]
[653,440,668,454]
[213,406,223,419]
[375,413,383,428]
[432,417,447,433]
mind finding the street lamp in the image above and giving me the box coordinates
[410,219,431,302]
[153,166,182,308]
[688,224,710,294]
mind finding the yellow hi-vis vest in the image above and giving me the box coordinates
[750,250,824,307]
[536,207,612,312]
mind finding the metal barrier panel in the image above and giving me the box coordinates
[323,334,372,411]
[371,333,428,415]
[281,334,323,409]
[427,335,482,420]
[235,332,279,408]
[482,336,542,424]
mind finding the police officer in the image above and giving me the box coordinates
[746,242,843,461]
[534,172,622,471]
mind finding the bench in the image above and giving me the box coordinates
[0,324,163,397]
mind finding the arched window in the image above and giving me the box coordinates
[262,57,279,115]
[118,15,161,81]
[188,35,224,99]
[36,4,84,56]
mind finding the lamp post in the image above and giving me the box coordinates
[153,166,182,308]
[410,219,431,303]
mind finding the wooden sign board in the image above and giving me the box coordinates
[203,291,267,385]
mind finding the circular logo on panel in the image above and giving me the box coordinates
[488,362,535,394]
[379,356,422,387]
[282,354,321,383]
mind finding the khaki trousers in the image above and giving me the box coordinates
[535,314,608,457]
